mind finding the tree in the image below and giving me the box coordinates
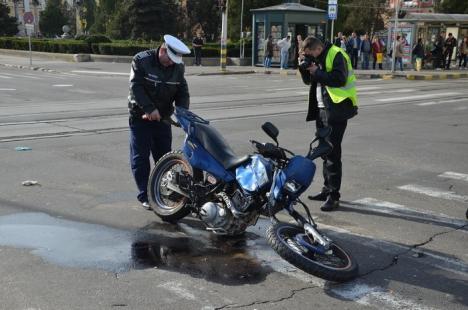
[39,0,69,37]
[107,0,178,40]
[0,2,17,36]
[185,0,220,40]
[436,0,468,14]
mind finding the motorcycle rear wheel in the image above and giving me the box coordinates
[148,151,192,223]
[266,222,358,282]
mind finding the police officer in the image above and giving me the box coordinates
[298,36,358,211]
[128,35,191,210]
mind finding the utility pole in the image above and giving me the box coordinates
[391,0,399,73]
[219,0,228,71]
[240,0,244,59]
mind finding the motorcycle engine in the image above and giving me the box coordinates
[199,190,259,235]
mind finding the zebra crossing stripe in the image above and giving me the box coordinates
[398,184,468,203]
[348,198,467,227]
[439,171,468,182]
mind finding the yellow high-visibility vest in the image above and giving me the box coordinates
[325,45,358,106]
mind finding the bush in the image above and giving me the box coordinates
[0,37,90,54]
[84,34,112,45]
[95,42,154,55]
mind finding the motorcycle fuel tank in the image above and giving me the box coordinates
[235,155,273,193]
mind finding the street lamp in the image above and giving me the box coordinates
[391,0,400,73]
[240,0,244,59]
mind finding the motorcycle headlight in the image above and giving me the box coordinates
[284,180,302,193]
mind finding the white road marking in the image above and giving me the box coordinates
[398,184,468,203]
[357,86,381,91]
[350,198,467,226]
[157,282,196,300]
[361,89,415,96]
[71,70,130,76]
[454,106,468,111]
[376,92,460,102]
[417,98,467,106]
[331,282,435,310]
[0,88,16,91]
[439,171,468,182]
[0,75,12,79]
[52,84,73,87]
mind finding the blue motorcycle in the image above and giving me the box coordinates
[148,107,358,282]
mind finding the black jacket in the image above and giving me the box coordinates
[299,42,357,122]
[128,47,190,120]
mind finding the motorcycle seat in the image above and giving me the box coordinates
[192,122,250,170]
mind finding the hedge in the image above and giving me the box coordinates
[0,37,251,57]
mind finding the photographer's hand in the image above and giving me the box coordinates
[307,63,319,75]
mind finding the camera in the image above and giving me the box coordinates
[299,56,316,71]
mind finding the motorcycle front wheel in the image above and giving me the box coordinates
[148,151,192,223]
[266,222,358,282]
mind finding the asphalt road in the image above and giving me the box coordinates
[0,57,467,310]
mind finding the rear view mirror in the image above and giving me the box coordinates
[262,122,279,144]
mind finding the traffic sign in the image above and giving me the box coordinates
[329,0,338,4]
[328,4,338,20]
[23,12,34,24]
[25,24,34,36]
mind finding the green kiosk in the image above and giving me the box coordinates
[251,0,327,67]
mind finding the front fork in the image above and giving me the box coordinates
[284,201,332,251]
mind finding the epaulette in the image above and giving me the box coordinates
[135,50,152,60]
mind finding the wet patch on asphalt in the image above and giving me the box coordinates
[0,212,278,285]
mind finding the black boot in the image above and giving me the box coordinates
[320,196,339,212]
[308,191,329,201]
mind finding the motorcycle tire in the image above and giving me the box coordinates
[266,222,358,282]
[148,151,192,223]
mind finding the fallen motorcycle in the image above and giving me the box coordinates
[148,107,358,282]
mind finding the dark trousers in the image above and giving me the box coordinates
[351,49,359,69]
[129,117,172,203]
[316,109,348,200]
[444,49,453,68]
[373,57,383,70]
[194,48,202,66]
[459,54,467,67]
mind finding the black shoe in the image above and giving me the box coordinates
[141,201,152,211]
[320,196,339,212]
[308,191,329,201]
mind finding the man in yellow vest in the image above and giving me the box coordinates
[298,36,358,211]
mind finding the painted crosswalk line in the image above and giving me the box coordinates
[348,198,467,227]
[398,184,468,203]
[439,171,468,182]
[376,92,460,102]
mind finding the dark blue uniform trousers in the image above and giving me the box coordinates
[129,118,172,203]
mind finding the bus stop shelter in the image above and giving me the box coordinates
[251,1,327,67]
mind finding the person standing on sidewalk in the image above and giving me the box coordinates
[459,37,467,69]
[277,35,291,69]
[192,32,204,66]
[360,34,371,70]
[128,35,191,210]
[394,36,404,71]
[263,35,274,69]
[372,35,383,70]
[412,38,425,71]
[348,32,361,69]
[334,32,343,47]
[298,36,358,211]
[434,32,445,69]
[444,33,457,70]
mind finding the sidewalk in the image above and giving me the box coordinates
[1,52,467,79]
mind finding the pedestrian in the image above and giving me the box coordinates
[444,33,457,70]
[128,35,191,210]
[294,34,304,68]
[192,32,204,66]
[394,36,404,71]
[458,36,467,69]
[348,32,361,69]
[263,35,273,69]
[412,38,425,71]
[277,35,291,69]
[298,36,358,211]
[360,34,371,70]
[372,35,383,70]
[334,32,343,47]
[433,32,445,70]
[341,35,348,51]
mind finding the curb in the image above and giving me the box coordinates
[0,62,57,73]
[195,70,257,76]
[406,73,468,80]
